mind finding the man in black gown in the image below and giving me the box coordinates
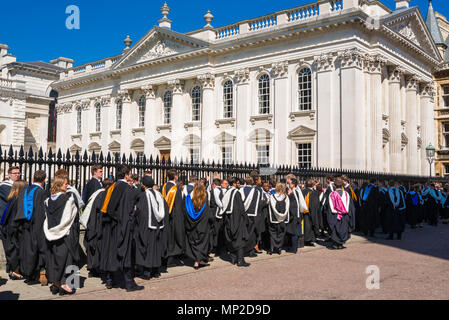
[302,179,320,247]
[83,165,103,204]
[359,178,380,237]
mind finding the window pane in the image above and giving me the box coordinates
[164,91,172,124]
[138,96,146,127]
[444,96,449,107]
[258,74,270,114]
[443,85,449,95]
[190,148,200,164]
[223,81,233,118]
[298,68,312,111]
[222,146,232,164]
[257,145,269,165]
[445,164,449,174]
[445,135,449,148]
[77,108,82,134]
[297,143,312,168]
[116,100,122,130]
[191,86,201,122]
[95,104,101,132]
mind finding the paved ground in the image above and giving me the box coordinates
[0,224,448,300]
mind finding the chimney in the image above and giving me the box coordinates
[395,0,411,10]
[0,44,17,67]
[50,57,74,69]
[0,44,9,57]
[158,2,172,29]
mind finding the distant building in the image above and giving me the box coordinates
[0,43,73,153]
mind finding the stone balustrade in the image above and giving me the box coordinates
[0,78,26,91]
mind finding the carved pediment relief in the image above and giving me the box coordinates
[288,125,317,140]
[393,20,420,47]
[154,136,171,149]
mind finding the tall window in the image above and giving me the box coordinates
[164,91,172,125]
[191,86,201,122]
[443,123,449,148]
[95,103,101,132]
[298,68,312,111]
[443,85,449,107]
[77,108,82,134]
[257,145,269,165]
[223,80,233,118]
[445,164,449,176]
[190,148,200,164]
[297,143,312,168]
[222,146,233,165]
[258,74,270,114]
[138,96,146,127]
[48,102,57,143]
[116,100,122,130]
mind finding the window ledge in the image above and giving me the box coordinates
[215,118,236,128]
[290,110,315,121]
[90,132,102,138]
[250,114,273,125]
[156,124,172,133]
[184,121,201,130]
[132,127,145,134]
[71,134,82,140]
[110,129,121,135]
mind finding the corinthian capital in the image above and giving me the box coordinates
[168,79,184,94]
[405,75,420,92]
[388,66,405,83]
[117,89,132,103]
[197,73,215,89]
[235,68,250,84]
[363,54,387,74]
[314,53,335,72]
[141,85,156,99]
[337,48,364,69]
[271,61,289,78]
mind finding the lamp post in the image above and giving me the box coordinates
[426,143,436,178]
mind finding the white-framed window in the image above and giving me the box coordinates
[443,85,449,107]
[191,86,201,122]
[116,100,122,130]
[95,103,101,132]
[444,164,449,176]
[138,95,146,127]
[222,146,233,165]
[297,143,312,168]
[163,91,172,125]
[189,148,200,164]
[223,80,233,118]
[256,145,269,165]
[443,123,449,148]
[298,67,312,111]
[77,108,82,134]
[258,74,270,114]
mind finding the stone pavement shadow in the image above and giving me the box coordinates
[0,291,20,300]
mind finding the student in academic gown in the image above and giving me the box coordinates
[80,178,114,279]
[162,169,186,266]
[326,177,355,250]
[14,170,49,285]
[359,179,380,237]
[377,181,389,233]
[220,178,250,267]
[0,167,22,216]
[0,180,27,280]
[424,184,441,226]
[385,181,407,240]
[55,169,85,210]
[267,183,290,255]
[43,176,81,296]
[134,176,168,279]
[98,164,144,292]
[441,185,449,224]
[341,175,358,232]
[82,165,103,204]
[320,175,335,236]
[249,172,269,254]
[406,185,423,229]
[209,178,223,256]
[286,178,307,254]
[183,180,212,270]
[302,179,320,247]
[239,176,261,258]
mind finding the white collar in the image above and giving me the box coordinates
[118,179,128,184]
[32,183,43,189]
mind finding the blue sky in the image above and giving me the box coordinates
[0,0,446,66]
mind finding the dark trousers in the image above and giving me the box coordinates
[291,235,299,253]
[229,248,244,263]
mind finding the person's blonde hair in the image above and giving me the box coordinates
[275,182,286,196]
[192,181,207,210]
[51,176,68,195]
[7,180,27,202]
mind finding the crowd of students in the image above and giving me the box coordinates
[0,164,447,296]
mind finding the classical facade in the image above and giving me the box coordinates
[0,44,73,152]
[52,0,442,174]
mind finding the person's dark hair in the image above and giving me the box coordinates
[305,179,315,188]
[245,176,254,186]
[316,184,323,193]
[131,174,139,182]
[167,169,178,181]
[144,171,152,177]
[370,178,376,184]
[33,170,47,184]
[290,178,298,187]
[334,177,344,189]
[325,175,334,182]
[212,178,221,186]
[228,176,237,186]
[341,175,349,183]
[91,165,102,176]
[141,176,155,189]
[280,178,286,184]
[238,178,244,185]
[8,166,20,175]
[116,164,131,180]
[189,175,198,184]
[102,178,114,189]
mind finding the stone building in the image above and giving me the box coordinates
[0,44,73,153]
[52,0,442,174]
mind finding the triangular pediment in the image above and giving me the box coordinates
[113,27,209,69]
[108,140,121,149]
[383,8,442,62]
[214,132,236,145]
[154,136,171,148]
[288,125,316,139]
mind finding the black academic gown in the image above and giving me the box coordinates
[406,193,421,227]
[0,181,12,218]
[240,186,264,254]
[134,189,169,270]
[183,196,212,263]
[83,178,102,204]
[222,189,249,254]
[326,190,355,245]
[385,189,407,234]
[302,188,320,243]
[1,197,20,271]
[286,191,302,237]
[14,185,49,278]
[164,182,186,258]
[210,188,224,254]
[45,193,81,284]
[345,186,359,232]
[359,185,380,235]
[267,195,288,252]
[83,190,105,273]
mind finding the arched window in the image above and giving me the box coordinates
[95,103,101,132]
[77,108,82,134]
[191,86,201,122]
[138,95,146,127]
[116,100,122,130]
[298,67,312,111]
[223,80,233,119]
[163,91,172,125]
[258,74,270,114]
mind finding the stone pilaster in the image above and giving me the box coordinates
[388,66,404,174]
[198,73,216,162]
[405,76,419,174]
[168,79,185,161]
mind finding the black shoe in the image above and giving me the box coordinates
[237,260,250,267]
[267,251,273,255]
[141,273,151,280]
[126,285,144,292]
[151,272,161,279]
[50,285,59,295]
[25,279,40,286]
[305,242,315,247]
[248,251,258,258]
[59,286,75,296]
[328,243,339,250]
[105,281,113,290]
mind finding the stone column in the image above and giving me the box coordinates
[169,79,185,161]
[118,89,132,157]
[419,83,435,176]
[142,85,156,158]
[388,66,404,174]
[272,62,289,166]
[405,76,418,174]
[198,74,216,162]
[338,49,365,170]
[235,68,250,164]
[100,95,111,155]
